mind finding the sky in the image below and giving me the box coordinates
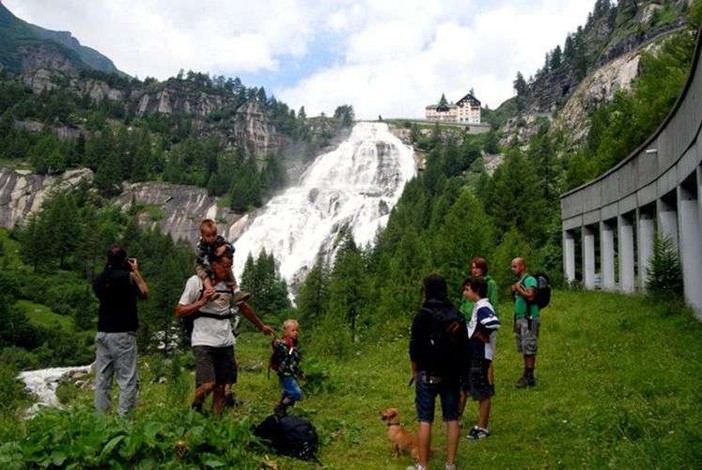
[4,0,594,120]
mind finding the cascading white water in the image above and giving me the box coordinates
[232,122,416,286]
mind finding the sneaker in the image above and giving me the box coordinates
[516,376,536,388]
[445,464,457,470]
[467,426,490,440]
[406,466,426,470]
[234,291,251,304]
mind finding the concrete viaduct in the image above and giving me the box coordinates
[560,29,702,319]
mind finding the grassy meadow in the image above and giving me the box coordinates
[1,289,701,469]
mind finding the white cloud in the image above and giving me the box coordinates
[4,0,592,118]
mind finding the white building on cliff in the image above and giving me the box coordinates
[425,91,481,123]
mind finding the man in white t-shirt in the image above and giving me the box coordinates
[175,245,275,415]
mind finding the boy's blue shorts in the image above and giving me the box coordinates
[280,375,303,402]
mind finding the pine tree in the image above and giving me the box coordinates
[296,254,328,326]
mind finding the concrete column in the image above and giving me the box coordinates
[678,183,702,319]
[637,212,655,291]
[583,225,596,290]
[600,221,615,290]
[563,230,576,283]
[618,215,635,293]
[657,198,678,248]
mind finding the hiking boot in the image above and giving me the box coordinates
[234,290,251,304]
[467,426,490,440]
[224,392,237,407]
[274,403,288,417]
[516,376,536,388]
[190,402,203,413]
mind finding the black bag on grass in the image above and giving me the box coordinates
[254,414,320,462]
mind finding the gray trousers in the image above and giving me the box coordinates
[94,331,139,416]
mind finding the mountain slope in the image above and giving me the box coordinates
[0,1,122,75]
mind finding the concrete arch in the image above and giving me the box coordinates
[560,28,702,319]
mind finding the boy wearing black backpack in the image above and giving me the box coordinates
[408,274,468,470]
[510,257,540,388]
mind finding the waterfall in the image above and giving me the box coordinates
[231,122,416,287]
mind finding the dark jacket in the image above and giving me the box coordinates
[409,299,468,377]
[94,266,140,332]
[273,337,303,377]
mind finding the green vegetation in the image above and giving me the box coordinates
[564,2,702,188]
[646,235,684,302]
[0,290,700,468]
[19,300,76,331]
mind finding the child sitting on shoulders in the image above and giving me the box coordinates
[196,218,249,303]
[272,319,304,417]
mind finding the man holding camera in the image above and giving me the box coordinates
[93,245,149,417]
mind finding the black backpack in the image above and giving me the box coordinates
[422,306,466,371]
[254,414,320,462]
[529,273,552,309]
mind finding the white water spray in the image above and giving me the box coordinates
[232,122,416,286]
[18,365,92,417]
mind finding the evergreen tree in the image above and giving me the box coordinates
[550,45,562,70]
[433,190,495,292]
[43,191,82,269]
[484,149,547,245]
[438,93,448,108]
[296,254,328,326]
[333,105,355,127]
[20,213,52,272]
[326,233,368,326]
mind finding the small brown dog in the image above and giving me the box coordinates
[380,407,419,460]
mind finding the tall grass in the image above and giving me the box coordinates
[1,290,701,468]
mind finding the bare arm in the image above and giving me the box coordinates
[128,259,149,299]
[174,283,215,318]
[512,282,536,302]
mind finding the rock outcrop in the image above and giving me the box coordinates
[0,166,243,246]
[0,167,92,229]
[115,182,243,246]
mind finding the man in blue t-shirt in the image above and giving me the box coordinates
[510,257,540,388]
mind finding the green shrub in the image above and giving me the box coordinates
[0,363,29,416]
[646,235,683,301]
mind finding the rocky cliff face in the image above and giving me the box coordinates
[114,182,243,246]
[501,0,690,149]
[0,166,243,246]
[552,49,643,147]
[15,66,283,159]
[0,167,92,229]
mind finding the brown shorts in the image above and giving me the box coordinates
[193,345,237,386]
